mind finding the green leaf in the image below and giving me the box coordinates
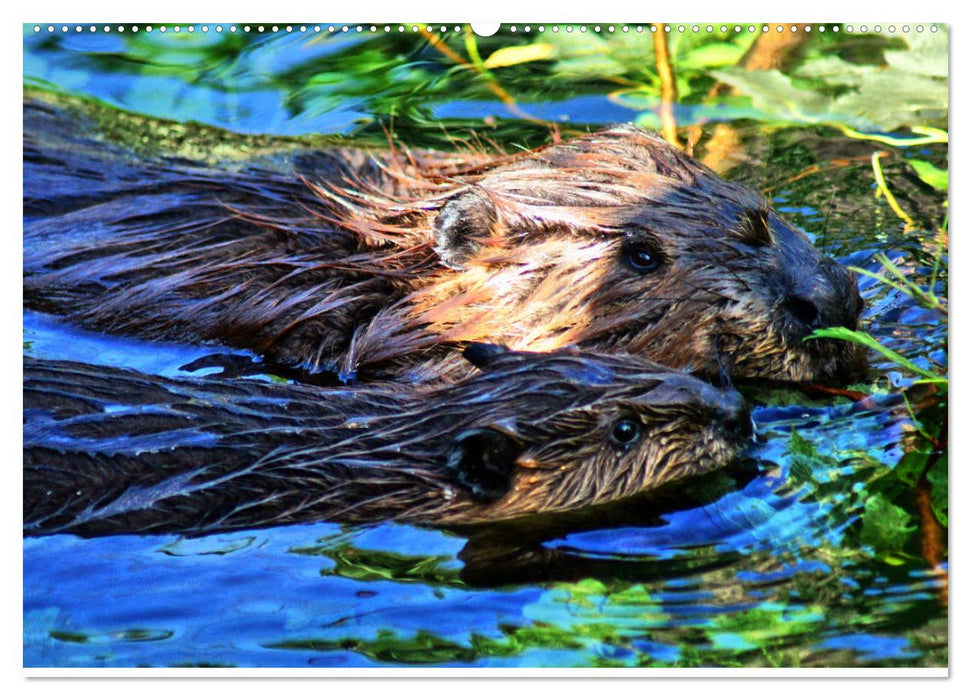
[789,455,817,486]
[829,71,947,133]
[711,68,826,123]
[837,125,949,147]
[884,31,949,79]
[860,493,916,553]
[891,450,930,488]
[806,327,947,384]
[793,55,869,88]
[677,43,748,70]
[785,432,822,486]
[907,159,948,191]
[544,33,629,79]
[715,32,948,132]
[787,431,816,457]
[483,43,555,69]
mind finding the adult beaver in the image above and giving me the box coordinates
[23,96,864,384]
[23,346,750,537]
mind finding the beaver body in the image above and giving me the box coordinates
[23,346,749,537]
[23,97,864,384]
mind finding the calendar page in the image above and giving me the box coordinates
[22,21,948,674]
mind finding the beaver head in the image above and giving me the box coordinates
[23,346,750,536]
[430,344,751,524]
[337,125,865,383]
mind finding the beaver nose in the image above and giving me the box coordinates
[718,391,753,441]
[787,261,862,332]
[785,293,821,329]
[667,378,752,440]
[723,411,754,442]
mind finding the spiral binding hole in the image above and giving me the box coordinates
[29,23,941,35]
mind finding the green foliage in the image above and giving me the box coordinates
[786,432,823,486]
[926,455,948,527]
[482,43,555,69]
[24,25,948,151]
[860,493,917,554]
[851,252,947,316]
[666,28,760,87]
[713,31,947,132]
[907,159,948,191]
[807,327,946,385]
[533,27,759,104]
[290,542,464,586]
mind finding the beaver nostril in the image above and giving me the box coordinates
[723,414,753,440]
[786,294,820,329]
[716,394,753,441]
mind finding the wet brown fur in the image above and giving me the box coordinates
[24,98,865,384]
[24,349,748,537]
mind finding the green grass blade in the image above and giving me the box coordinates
[807,327,946,384]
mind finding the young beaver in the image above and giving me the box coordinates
[23,97,864,384]
[23,346,750,537]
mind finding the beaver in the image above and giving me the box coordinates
[23,345,750,537]
[23,96,864,384]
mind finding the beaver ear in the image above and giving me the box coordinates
[433,190,498,270]
[447,428,521,502]
[737,204,773,247]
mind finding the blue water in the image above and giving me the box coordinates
[22,26,948,668]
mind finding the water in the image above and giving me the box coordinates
[22,25,948,668]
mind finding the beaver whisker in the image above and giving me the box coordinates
[712,332,737,390]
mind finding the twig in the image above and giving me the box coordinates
[915,455,948,607]
[796,383,869,401]
[652,25,682,149]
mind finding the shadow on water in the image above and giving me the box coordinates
[22,26,947,668]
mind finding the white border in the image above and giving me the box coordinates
[23,667,949,677]
[20,23,945,33]
[5,0,962,691]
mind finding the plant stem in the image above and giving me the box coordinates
[871,151,915,230]
[652,25,682,149]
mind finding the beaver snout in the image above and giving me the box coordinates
[709,387,752,443]
[643,374,750,438]
[720,399,754,442]
[785,259,864,333]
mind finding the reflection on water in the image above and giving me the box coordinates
[22,25,947,668]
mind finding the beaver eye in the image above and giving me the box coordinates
[627,248,660,273]
[621,238,664,274]
[609,418,642,448]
